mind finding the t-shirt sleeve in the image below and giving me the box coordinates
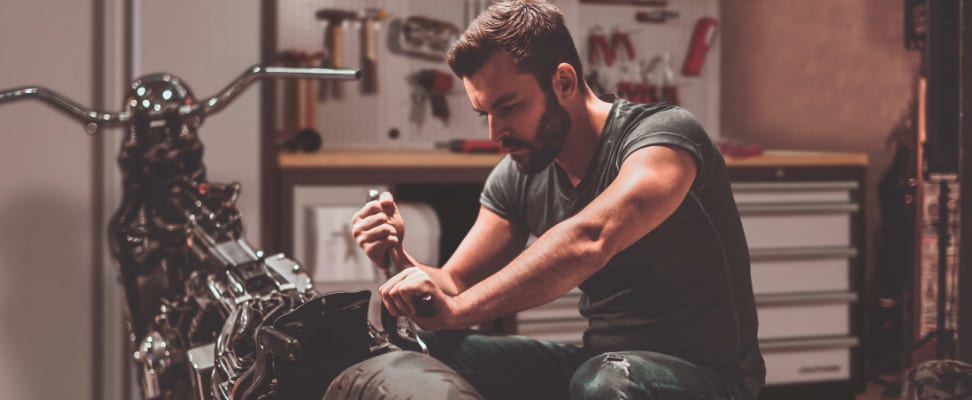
[480,155,522,222]
[618,107,713,190]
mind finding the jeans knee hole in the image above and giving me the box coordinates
[605,355,625,363]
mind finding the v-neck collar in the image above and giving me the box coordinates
[552,96,623,202]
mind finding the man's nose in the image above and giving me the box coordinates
[487,115,504,142]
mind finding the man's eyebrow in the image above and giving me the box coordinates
[472,94,518,114]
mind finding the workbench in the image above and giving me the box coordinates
[270,149,868,400]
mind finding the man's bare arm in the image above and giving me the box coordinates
[448,145,697,327]
[400,206,529,296]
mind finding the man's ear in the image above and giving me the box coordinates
[551,62,577,103]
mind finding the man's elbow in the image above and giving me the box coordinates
[568,219,614,266]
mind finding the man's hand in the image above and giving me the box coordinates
[379,266,464,330]
[351,191,406,268]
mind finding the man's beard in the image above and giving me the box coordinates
[505,94,572,174]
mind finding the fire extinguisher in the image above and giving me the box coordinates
[681,17,718,77]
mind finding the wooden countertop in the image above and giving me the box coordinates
[723,150,867,167]
[278,149,868,169]
[279,149,503,169]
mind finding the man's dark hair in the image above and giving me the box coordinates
[446,0,587,94]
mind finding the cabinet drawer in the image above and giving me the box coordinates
[734,181,858,250]
[741,212,852,249]
[757,303,850,340]
[517,291,582,321]
[732,182,857,205]
[761,337,857,385]
[756,292,856,340]
[516,289,584,344]
[750,248,854,295]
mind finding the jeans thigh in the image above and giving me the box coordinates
[569,351,742,400]
[420,330,590,400]
[323,351,483,400]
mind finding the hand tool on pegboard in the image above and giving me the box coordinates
[611,29,637,93]
[617,77,656,104]
[278,50,304,140]
[619,55,662,104]
[389,16,461,62]
[435,139,503,153]
[588,26,614,67]
[360,8,387,94]
[611,29,636,68]
[299,52,325,151]
[610,29,645,103]
[277,50,324,152]
[681,17,718,77]
[316,8,358,100]
[410,69,454,126]
[635,9,678,23]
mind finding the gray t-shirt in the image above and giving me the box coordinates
[480,99,765,393]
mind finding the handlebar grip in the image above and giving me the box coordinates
[414,294,436,318]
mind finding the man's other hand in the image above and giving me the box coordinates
[351,191,406,268]
[379,266,464,330]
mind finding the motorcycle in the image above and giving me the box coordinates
[0,65,431,400]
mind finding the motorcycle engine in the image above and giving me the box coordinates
[109,75,398,400]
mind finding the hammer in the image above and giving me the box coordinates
[360,8,387,94]
[316,9,358,100]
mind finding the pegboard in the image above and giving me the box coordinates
[275,0,719,150]
[575,0,720,137]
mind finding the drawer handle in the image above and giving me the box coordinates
[760,336,858,351]
[749,246,857,260]
[732,181,859,192]
[756,291,857,306]
[798,364,843,374]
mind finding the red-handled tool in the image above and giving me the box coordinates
[588,31,613,66]
[414,69,454,124]
[436,139,503,153]
[681,17,718,77]
[610,31,636,65]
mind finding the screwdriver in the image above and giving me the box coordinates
[435,139,503,153]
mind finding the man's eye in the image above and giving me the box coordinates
[498,103,518,115]
[476,111,487,118]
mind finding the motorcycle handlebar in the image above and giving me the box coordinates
[0,65,360,133]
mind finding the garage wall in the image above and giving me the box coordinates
[0,1,263,399]
[135,0,263,246]
[0,1,96,400]
[719,0,921,307]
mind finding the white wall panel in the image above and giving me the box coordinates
[135,0,263,245]
[0,1,96,399]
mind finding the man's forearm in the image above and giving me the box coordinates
[418,264,462,296]
[452,217,608,327]
[391,249,463,296]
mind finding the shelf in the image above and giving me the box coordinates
[279,149,868,170]
[279,150,503,169]
[724,151,868,168]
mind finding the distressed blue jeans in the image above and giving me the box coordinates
[325,330,753,400]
